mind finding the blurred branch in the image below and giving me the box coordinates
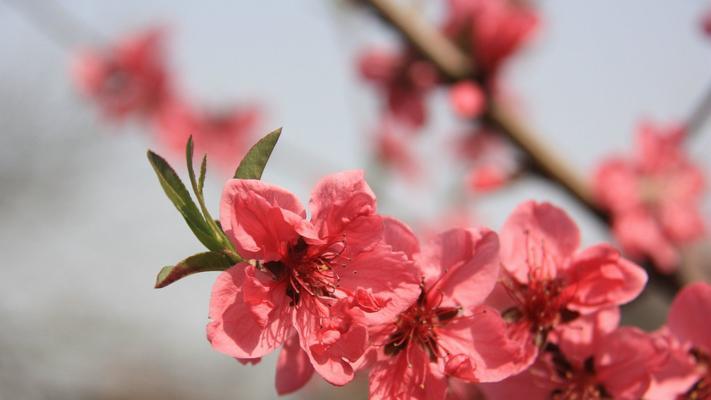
[1,0,105,49]
[686,80,711,137]
[360,0,690,293]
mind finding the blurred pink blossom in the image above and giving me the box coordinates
[594,121,706,272]
[72,27,171,120]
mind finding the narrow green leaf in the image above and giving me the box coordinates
[198,155,207,195]
[155,251,237,288]
[183,137,234,252]
[146,150,221,250]
[233,127,282,179]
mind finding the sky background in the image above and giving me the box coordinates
[1,1,710,399]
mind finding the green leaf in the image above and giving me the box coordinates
[233,127,282,179]
[146,150,221,251]
[184,137,235,252]
[155,251,237,288]
[198,155,207,195]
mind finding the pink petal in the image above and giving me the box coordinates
[595,327,664,400]
[668,282,711,353]
[308,170,382,253]
[555,307,620,367]
[339,243,420,325]
[369,345,447,400]
[644,328,700,400]
[500,201,580,282]
[479,360,553,400]
[437,306,536,382]
[275,332,314,395]
[206,265,290,358]
[293,299,367,386]
[564,244,647,313]
[427,228,500,310]
[220,179,310,261]
[382,216,420,260]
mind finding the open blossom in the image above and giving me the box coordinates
[368,221,528,400]
[155,100,261,172]
[72,27,171,120]
[482,308,665,399]
[594,121,706,272]
[207,170,420,393]
[489,201,647,361]
[443,0,538,83]
[656,282,711,399]
[358,48,438,129]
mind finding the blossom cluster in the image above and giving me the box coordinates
[594,121,706,273]
[205,168,711,399]
[72,27,261,171]
[358,0,537,190]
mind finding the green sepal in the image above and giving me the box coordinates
[154,251,239,288]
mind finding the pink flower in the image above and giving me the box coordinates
[72,27,171,120]
[482,308,665,400]
[490,201,647,359]
[443,0,538,82]
[358,48,438,128]
[207,171,420,392]
[155,100,261,172]
[594,121,706,272]
[368,223,527,400]
[663,282,711,399]
[449,81,485,118]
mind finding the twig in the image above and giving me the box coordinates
[686,80,711,137]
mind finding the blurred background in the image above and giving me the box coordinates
[0,0,710,399]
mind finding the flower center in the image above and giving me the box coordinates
[262,237,346,307]
[383,289,459,362]
[546,344,611,400]
[685,348,711,400]
[502,276,578,346]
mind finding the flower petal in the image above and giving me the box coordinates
[427,228,500,310]
[382,216,420,260]
[369,345,447,400]
[275,332,314,395]
[668,282,711,353]
[220,179,309,261]
[437,306,535,382]
[309,170,381,253]
[293,298,367,386]
[500,201,580,282]
[206,264,290,358]
[595,327,664,400]
[338,243,420,325]
[564,244,647,313]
